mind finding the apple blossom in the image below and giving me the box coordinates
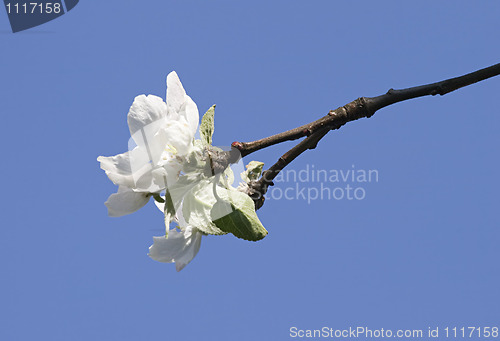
[99,72,267,271]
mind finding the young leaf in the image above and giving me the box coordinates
[181,179,226,235]
[211,188,268,241]
[200,105,215,146]
[241,161,264,183]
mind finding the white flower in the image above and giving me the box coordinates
[99,71,213,271]
[99,71,267,271]
[98,71,199,216]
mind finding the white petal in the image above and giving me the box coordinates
[166,174,203,212]
[127,95,167,139]
[98,152,136,188]
[98,147,156,191]
[156,120,194,156]
[129,118,168,166]
[166,71,186,120]
[165,71,199,138]
[180,95,199,139]
[150,161,182,194]
[148,226,202,271]
[104,186,150,217]
[176,202,188,227]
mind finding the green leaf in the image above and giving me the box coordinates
[211,188,268,241]
[241,161,264,182]
[181,179,226,235]
[200,105,215,146]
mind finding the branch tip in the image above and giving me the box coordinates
[231,141,244,150]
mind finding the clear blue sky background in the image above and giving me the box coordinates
[1,2,499,340]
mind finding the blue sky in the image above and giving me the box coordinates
[1,1,499,340]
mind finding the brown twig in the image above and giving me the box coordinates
[230,63,500,209]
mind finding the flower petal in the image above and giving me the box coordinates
[127,95,167,139]
[98,147,155,190]
[150,160,182,193]
[166,71,199,139]
[148,226,202,271]
[181,95,199,139]
[166,71,186,120]
[104,186,150,217]
[129,119,167,167]
[98,151,135,188]
[155,120,194,156]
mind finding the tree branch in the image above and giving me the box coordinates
[233,63,500,157]
[231,63,500,209]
